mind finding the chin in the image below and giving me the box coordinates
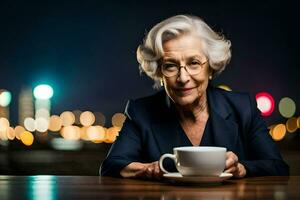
[174,96,197,106]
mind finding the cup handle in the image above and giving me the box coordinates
[159,153,176,174]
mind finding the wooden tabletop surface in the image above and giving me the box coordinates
[0,175,299,199]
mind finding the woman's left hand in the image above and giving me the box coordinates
[224,151,247,178]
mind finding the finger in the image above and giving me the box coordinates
[144,167,153,179]
[135,168,147,178]
[225,157,236,168]
[234,163,246,178]
[154,166,162,180]
[224,166,237,174]
[226,152,238,167]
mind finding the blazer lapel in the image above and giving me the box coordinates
[151,120,182,155]
[208,87,239,153]
[151,94,183,154]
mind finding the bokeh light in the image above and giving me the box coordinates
[14,125,26,140]
[0,117,10,131]
[297,116,300,129]
[35,117,49,132]
[80,111,95,127]
[48,115,62,132]
[279,97,296,118]
[0,90,12,107]
[111,113,126,128]
[33,84,53,99]
[105,126,120,143]
[7,127,16,140]
[87,126,106,141]
[51,138,83,151]
[80,126,89,140]
[270,124,286,141]
[61,126,80,140]
[35,108,50,119]
[256,92,275,117]
[286,117,298,133]
[24,117,36,132]
[60,111,75,126]
[20,131,34,146]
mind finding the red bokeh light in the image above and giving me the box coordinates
[256,92,275,117]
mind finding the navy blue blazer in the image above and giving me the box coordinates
[100,86,289,177]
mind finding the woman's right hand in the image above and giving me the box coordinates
[120,161,163,180]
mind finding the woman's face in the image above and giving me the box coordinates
[161,33,211,107]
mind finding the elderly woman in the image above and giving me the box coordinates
[100,15,289,179]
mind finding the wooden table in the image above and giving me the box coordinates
[0,176,299,199]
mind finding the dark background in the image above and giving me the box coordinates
[0,0,299,175]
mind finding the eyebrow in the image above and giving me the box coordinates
[163,55,204,62]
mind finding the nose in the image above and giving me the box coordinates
[177,66,190,84]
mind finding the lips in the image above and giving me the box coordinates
[176,87,194,91]
[175,87,195,96]
[179,88,193,91]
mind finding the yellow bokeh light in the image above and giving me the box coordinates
[80,126,89,140]
[7,127,15,140]
[87,125,106,141]
[61,126,80,140]
[286,117,298,133]
[0,130,8,140]
[60,111,75,126]
[14,126,26,140]
[105,126,120,143]
[111,113,126,128]
[297,116,300,129]
[80,111,95,127]
[0,117,9,131]
[217,84,232,91]
[20,131,34,146]
[271,124,286,141]
[268,124,276,136]
[48,115,62,132]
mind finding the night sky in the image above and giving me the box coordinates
[0,0,299,126]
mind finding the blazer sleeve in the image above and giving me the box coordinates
[239,95,289,176]
[100,100,144,177]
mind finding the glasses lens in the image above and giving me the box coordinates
[161,63,178,77]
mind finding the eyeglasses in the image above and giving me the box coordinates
[161,59,208,78]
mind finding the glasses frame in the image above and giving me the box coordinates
[160,60,208,78]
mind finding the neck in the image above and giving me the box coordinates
[176,91,209,122]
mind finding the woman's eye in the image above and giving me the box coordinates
[191,61,200,65]
[164,63,177,69]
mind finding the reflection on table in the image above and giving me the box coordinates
[0,175,299,200]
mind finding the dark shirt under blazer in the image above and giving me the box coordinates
[100,86,289,177]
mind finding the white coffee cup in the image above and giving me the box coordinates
[159,146,226,176]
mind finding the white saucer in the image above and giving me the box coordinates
[163,172,232,184]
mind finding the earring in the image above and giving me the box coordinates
[209,75,212,80]
[160,79,164,86]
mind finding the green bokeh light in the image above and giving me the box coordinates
[279,97,296,118]
[0,90,12,107]
[33,84,54,100]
